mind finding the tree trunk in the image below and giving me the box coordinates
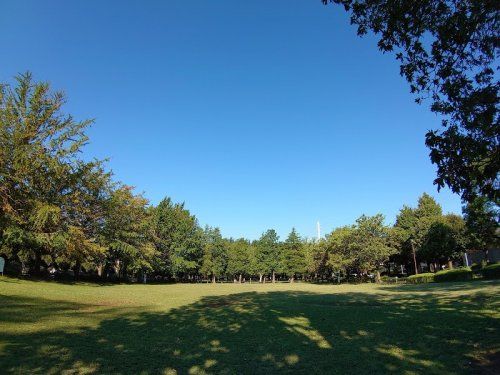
[114,259,121,278]
[447,260,453,269]
[375,270,381,283]
[97,264,103,277]
[239,274,242,283]
[411,242,419,275]
[259,273,263,283]
[33,250,42,275]
[121,263,128,281]
[74,261,81,280]
[290,276,294,283]
[272,271,276,283]
[212,274,216,283]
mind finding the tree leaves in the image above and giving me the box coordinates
[323,0,499,201]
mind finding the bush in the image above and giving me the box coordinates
[470,263,482,272]
[434,267,472,282]
[481,263,500,279]
[407,273,435,284]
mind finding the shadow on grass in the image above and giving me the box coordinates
[1,287,499,374]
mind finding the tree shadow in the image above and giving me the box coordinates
[1,288,499,374]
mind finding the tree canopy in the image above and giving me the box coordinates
[323,0,499,202]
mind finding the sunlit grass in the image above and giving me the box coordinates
[1,278,499,374]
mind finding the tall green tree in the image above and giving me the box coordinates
[463,196,499,259]
[282,228,306,282]
[103,186,157,280]
[0,73,109,275]
[226,238,250,283]
[421,214,466,270]
[0,73,90,223]
[153,197,203,280]
[63,161,113,277]
[323,0,499,202]
[394,193,443,273]
[304,239,329,281]
[324,226,356,282]
[255,229,281,283]
[200,226,228,283]
[246,242,260,283]
[349,214,394,282]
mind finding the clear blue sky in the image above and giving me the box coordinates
[0,0,463,240]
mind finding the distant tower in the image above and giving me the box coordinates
[316,221,321,241]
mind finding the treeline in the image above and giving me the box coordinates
[1,74,498,283]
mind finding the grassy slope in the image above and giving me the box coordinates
[0,278,499,374]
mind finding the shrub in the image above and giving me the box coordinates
[481,263,500,279]
[470,263,482,272]
[434,267,472,282]
[407,273,435,284]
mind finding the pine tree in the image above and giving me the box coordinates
[282,228,306,282]
[255,229,280,283]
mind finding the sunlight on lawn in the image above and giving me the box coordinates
[0,279,499,374]
[279,316,332,349]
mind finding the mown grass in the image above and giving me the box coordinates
[1,278,499,374]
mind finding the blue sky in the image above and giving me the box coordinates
[0,0,463,240]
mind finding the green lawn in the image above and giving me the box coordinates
[1,278,499,374]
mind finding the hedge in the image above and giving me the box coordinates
[407,273,435,284]
[481,263,500,279]
[407,268,473,284]
[434,267,472,282]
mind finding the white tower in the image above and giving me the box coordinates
[316,221,321,241]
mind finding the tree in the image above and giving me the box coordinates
[246,242,260,283]
[226,238,250,283]
[421,214,466,270]
[349,214,395,282]
[103,186,157,280]
[282,228,306,282]
[415,193,443,219]
[60,226,106,279]
[304,239,329,281]
[0,73,90,223]
[200,226,228,283]
[324,226,356,282]
[63,161,113,278]
[153,197,203,280]
[463,196,499,258]
[28,203,63,275]
[393,193,443,273]
[255,229,281,283]
[0,72,110,276]
[323,1,499,202]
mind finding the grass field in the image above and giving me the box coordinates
[1,278,499,374]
